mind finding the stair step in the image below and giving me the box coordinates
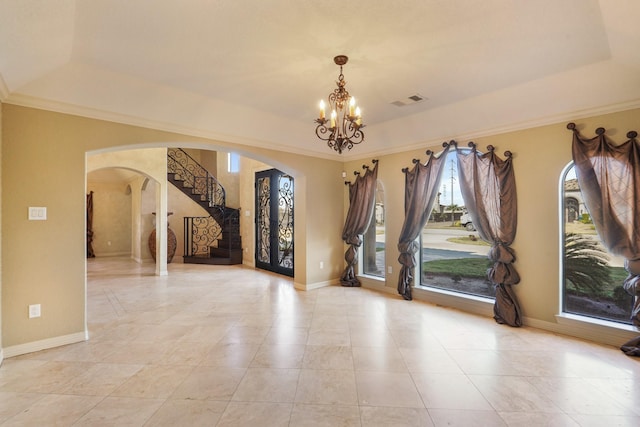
[183,255,242,265]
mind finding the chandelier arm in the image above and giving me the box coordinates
[315,122,335,142]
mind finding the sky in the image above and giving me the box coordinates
[439,152,465,206]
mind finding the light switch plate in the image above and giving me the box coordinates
[29,304,41,318]
[28,207,47,220]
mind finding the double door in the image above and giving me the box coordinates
[255,169,294,276]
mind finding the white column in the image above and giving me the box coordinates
[155,180,168,276]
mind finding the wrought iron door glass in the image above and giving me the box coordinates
[256,169,294,276]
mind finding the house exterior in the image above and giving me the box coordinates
[564,178,588,223]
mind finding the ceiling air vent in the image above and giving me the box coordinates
[391,94,427,107]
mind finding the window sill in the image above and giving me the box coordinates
[556,312,638,332]
[412,285,495,318]
[554,312,638,346]
[359,273,385,282]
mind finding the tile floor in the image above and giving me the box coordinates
[1,257,640,426]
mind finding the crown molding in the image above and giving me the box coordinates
[4,93,340,161]
[340,98,640,162]
[6,92,640,163]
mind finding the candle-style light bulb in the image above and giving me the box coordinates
[355,107,362,126]
[319,100,325,120]
[330,110,337,128]
[349,97,356,116]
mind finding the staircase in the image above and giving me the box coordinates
[167,148,242,265]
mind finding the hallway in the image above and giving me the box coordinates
[0,257,639,426]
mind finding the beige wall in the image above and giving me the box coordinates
[2,102,637,354]
[346,108,640,344]
[239,157,269,268]
[86,181,132,257]
[1,104,344,351]
[0,101,3,362]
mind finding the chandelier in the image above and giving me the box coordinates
[315,55,365,154]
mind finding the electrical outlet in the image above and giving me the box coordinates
[387,266,393,274]
[320,261,324,269]
[29,304,41,318]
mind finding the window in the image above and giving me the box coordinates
[362,181,384,278]
[227,152,240,173]
[419,150,494,299]
[561,164,633,324]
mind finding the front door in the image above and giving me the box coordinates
[255,169,294,276]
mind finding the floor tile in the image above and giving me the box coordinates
[412,373,493,410]
[2,394,103,426]
[3,257,640,425]
[355,371,424,408]
[216,402,292,427]
[0,391,45,424]
[359,406,433,426]
[295,369,358,405]
[73,396,164,426]
[352,346,408,372]
[143,399,228,426]
[231,368,300,402]
[170,366,246,401]
[428,408,507,426]
[290,403,361,426]
[110,364,193,398]
[303,345,354,370]
[468,374,563,413]
[251,343,306,368]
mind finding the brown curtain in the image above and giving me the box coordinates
[86,191,95,258]
[397,144,451,300]
[568,123,640,356]
[341,160,379,287]
[457,143,522,326]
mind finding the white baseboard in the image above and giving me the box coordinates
[2,331,88,359]
[294,278,339,291]
[360,281,639,348]
[95,252,131,257]
[528,315,639,348]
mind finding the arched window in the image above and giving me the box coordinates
[362,181,385,278]
[561,164,633,324]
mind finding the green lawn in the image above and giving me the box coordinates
[426,259,629,293]
[423,258,492,279]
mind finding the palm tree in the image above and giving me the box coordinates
[564,232,610,295]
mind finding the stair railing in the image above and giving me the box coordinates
[167,148,226,208]
[184,216,222,257]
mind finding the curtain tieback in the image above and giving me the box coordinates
[489,242,516,263]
